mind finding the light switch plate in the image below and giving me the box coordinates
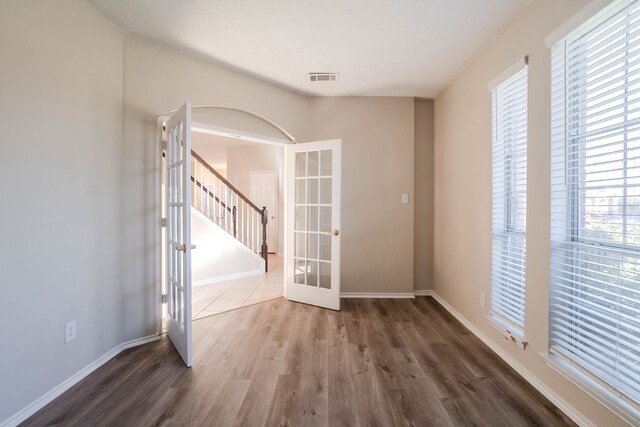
[65,320,77,343]
[401,193,409,204]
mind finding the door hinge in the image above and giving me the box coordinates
[162,294,167,304]
[161,217,167,228]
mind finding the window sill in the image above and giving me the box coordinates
[486,314,528,350]
[541,352,640,426]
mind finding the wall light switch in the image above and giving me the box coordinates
[401,193,409,204]
[480,292,486,307]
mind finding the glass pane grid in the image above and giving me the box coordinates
[292,149,333,289]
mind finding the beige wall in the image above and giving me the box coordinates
[433,0,626,425]
[308,97,415,294]
[226,144,285,254]
[0,0,124,421]
[413,98,434,291]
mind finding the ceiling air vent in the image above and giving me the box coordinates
[309,73,339,82]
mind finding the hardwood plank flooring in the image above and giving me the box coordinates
[21,297,577,426]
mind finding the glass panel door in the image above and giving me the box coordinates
[164,102,192,367]
[286,140,341,310]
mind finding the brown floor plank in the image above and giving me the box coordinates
[21,297,577,427]
[327,311,359,427]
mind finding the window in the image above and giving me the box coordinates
[550,0,640,408]
[491,61,528,331]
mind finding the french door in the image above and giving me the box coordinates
[286,140,341,310]
[164,102,193,366]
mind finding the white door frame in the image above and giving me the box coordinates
[249,171,279,254]
[155,119,291,334]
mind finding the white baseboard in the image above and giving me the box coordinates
[340,292,415,298]
[120,334,161,350]
[429,292,595,427]
[1,334,161,427]
[339,290,435,298]
[193,269,264,287]
[413,289,434,296]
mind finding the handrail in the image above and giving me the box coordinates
[191,176,233,213]
[163,151,236,214]
[191,150,263,213]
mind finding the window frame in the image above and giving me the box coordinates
[547,0,640,421]
[489,59,529,335]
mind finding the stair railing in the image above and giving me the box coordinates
[191,150,269,271]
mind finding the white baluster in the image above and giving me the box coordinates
[214,173,218,221]
[206,170,211,219]
[225,185,229,232]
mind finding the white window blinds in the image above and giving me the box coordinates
[491,63,528,329]
[550,0,640,405]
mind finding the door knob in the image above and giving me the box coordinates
[331,229,339,236]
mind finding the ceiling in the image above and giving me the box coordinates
[88,0,532,98]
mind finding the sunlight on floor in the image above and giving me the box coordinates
[192,254,283,319]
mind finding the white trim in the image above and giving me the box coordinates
[543,353,640,426]
[545,0,616,48]
[158,105,298,144]
[1,335,160,427]
[429,292,596,427]
[158,116,292,147]
[340,292,415,299]
[120,334,161,350]
[156,117,164,335]
[486,57,527,90]
[338,290,435,298]
[192,269,264,287]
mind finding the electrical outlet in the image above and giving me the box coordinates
[401,193,409,204]
[65,321,77,343]
[480,292,486,307]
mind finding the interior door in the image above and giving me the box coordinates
[164,102,193,367]
[286,139,341,310]
[250,172,278,251]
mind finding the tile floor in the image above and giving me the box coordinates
[192,254,284,320]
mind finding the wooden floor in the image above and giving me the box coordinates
[23,297,576,426]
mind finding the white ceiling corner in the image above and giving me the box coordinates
[87,0,532,98]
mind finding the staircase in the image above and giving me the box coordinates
[190,150,269,272]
